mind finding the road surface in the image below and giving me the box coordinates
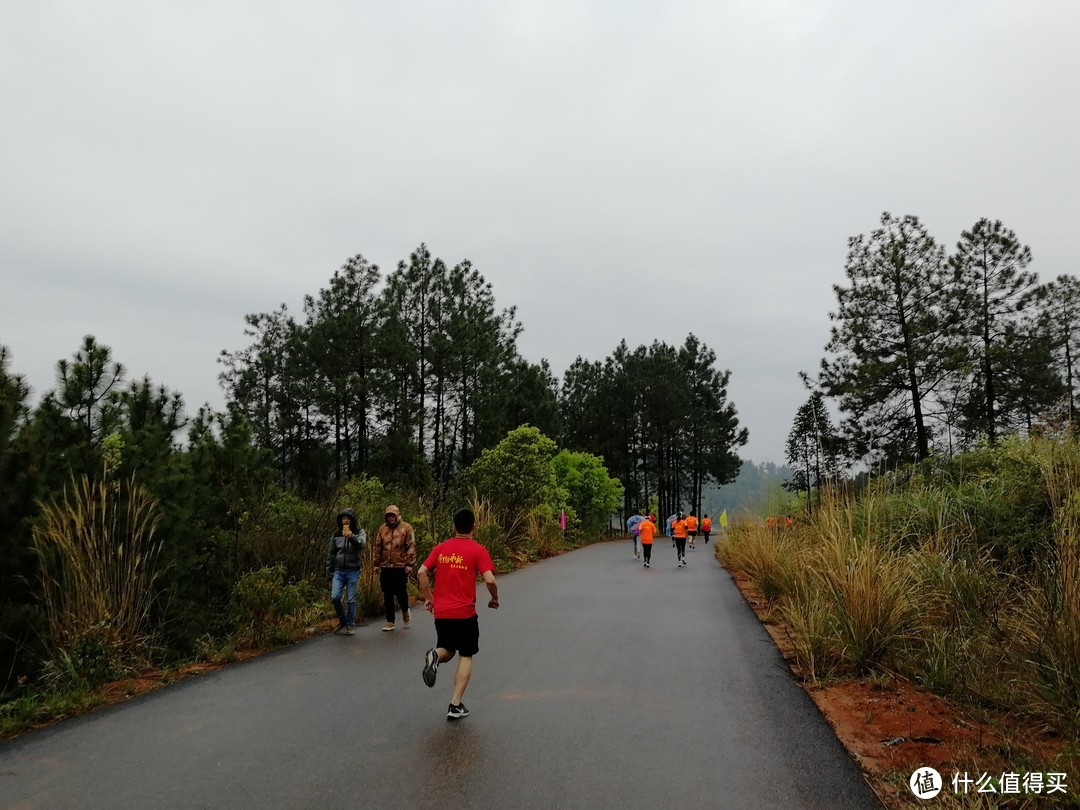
[1,539,880,809]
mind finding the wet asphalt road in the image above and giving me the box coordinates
[0,539,881,809]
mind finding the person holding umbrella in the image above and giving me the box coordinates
[626,509,646,560]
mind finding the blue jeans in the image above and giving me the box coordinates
[331,569,360,627]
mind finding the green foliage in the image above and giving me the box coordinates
[460,426,560,517]
[235,489,332,581]
[560,335,747,522]
[902,438,1051,564]
[820,212,955,463]
[229,565,313,648]
[42,621,126,690]
[552,450,623,539]
[784,392,843,510]
[0,346,46,691]
[721,436,1080,740]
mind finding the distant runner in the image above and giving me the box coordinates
[672,513,688,567]
[638,514,657,568]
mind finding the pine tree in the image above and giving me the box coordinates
[821,213,956,463]
[948,219,1039,444]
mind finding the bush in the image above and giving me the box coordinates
[229,565,315,648]
[42,620,126,690]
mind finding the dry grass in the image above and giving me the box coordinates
[33,474,164,651]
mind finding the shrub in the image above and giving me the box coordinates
[42,620,126,690]
[229,565,313,648]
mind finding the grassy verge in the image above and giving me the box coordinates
[718,437,1080,805]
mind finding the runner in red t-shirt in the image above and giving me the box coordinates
[417,508,499,720]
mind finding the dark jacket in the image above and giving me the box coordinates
[326,508,367,576]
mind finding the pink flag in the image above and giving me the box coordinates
[559,510,567,531]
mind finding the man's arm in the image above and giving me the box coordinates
[404,526,417,571]
[325,537,336,577]
[418,564,434,612]
[483,569,499,609]
[372,527,383,568]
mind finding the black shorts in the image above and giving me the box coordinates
[434,616,480,657]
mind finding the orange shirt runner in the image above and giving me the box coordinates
[638,520,656,544]
[673,519,688,539]
[686,515,698,533]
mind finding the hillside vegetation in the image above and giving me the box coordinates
[720,435,1080,744]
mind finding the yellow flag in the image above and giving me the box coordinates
[719,510,728,528]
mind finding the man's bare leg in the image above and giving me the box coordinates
[451,655,473,705]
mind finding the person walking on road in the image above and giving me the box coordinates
[638,514,657,568]
[325,508,367,635]
[626,509,645,559]
[374,505,417,632]
[686,511,699,550]
[418,508,499,720]
[666,513,678,547]
[701,514,712,544]
[672,513,688,567]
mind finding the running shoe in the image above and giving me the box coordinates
[447,702,469,720]
[423,648,439,687]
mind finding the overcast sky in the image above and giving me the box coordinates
[2,2,1077,465]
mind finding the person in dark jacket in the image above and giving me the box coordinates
[326,507,367,635]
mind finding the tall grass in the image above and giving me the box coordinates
[1004,441,1080,733]
[717,523,799,601]
[719,437,1080,739]
[809,530,923,675]
[33,474,164,653]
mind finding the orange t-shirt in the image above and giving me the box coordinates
[638,520,656,544]
[686,515,698,532]
[701,518,712,532]
[673,519,688,539]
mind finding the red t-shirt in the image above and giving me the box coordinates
[422,537,495,619]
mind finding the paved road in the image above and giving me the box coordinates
[1,539,881,809]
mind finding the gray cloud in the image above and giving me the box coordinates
[2,1,1077,464]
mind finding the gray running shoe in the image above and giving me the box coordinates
[423,648,439,687]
